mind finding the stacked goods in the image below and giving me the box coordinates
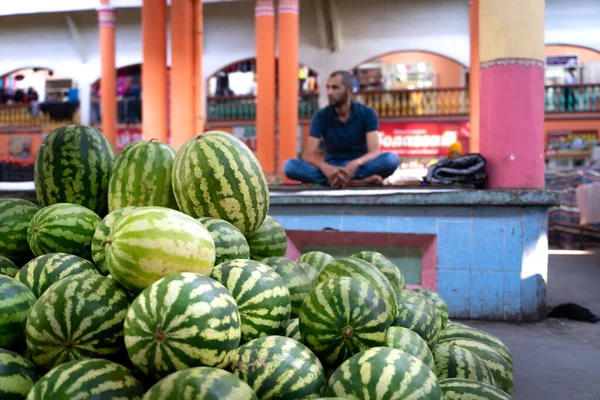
[0,125,514,399]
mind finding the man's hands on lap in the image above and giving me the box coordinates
[320,160,361,189]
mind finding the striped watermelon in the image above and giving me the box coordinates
[351,250,406,292]
[316,257,398,321]
[394,290,441,347]
[0,348,38,400]
[197,217,250,265]
[285,318,301,341]
[262,256,311,317]
[326,347,441,399]
[91,206,137,274]
[299,277,391,368]
[26,358,145,400]
[413,288,449,330]
[108,139,178,212]
[124,272,241,380]
[172,131,269,236]
[143,367,257,400]
[296,251,335,272]
[432,344,496,385]
[385,326,436,371]
[439,339,513,394]
[106,206,215,294]
[0,198,39,265]
[297,261,318,284]
[246,215,288,260]
[34,124,116,217]
[231,335,326,399]
[210,259,291,343]
[15,253,99,298]
[439,378,511,400]
[0,255,18,277]
[25,274,129,371]
[0,275,36,350]
[26,203,101,260]
[437,324,513,367]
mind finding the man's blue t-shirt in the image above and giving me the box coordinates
[309,101,379,162]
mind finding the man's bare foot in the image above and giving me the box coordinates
[346,175,384,187]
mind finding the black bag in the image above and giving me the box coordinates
[425,154,487,187]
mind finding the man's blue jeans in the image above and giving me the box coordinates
[283,152,400,185]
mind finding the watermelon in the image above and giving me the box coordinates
[26,358,145,400]
[0,348,38,400]
[172,131,269,236]
[25,274,129,371]
[316,257,398,321]
[91,206,137,274]
[437,324,513,367]
[143,367,258,400]
[394,290,441,347]
[26,203,101,260]
[210,259,291,343]
[439,378,511,400]
[34,124,116,217]
[0,198,39,265]
[296,251,335,272]
[106,206,216,294]
[108,139,178,212]
[297,261,318,284]
[299,277,391,368]
[231,335,326,399]
[0,255,18,277]
[413,288,449,330]
[0,275,36,350]
[15,253,99,298]
[246,215,288,260]
[438,339,513,394]
[285,318,301,341]
[262,256,311,317]
[197,217,250,265]
[124,272,241,380]
[385,326,436,371]
[326,347,441,399]
[432,344,496,386]
[351,250,405,292]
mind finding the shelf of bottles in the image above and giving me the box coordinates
[206,93,319,122]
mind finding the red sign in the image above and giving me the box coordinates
[116,128,143,152]
[378,122,470,157]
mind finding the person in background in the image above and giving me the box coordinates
[283,70,400,188]
[27,87,39,117]
[564,67,578,110]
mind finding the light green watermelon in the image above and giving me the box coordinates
[385,326,436,371]
[351,250,405,292]
[210,259,291,343]
[34,124,116,217]
[297,261,318,284]
[394,290,441,347]
[432,344,496,386]
[91,206,137,274]
[172,131,269,236]
[0,348,38,400]
[26,203,101,260]
[108,139,178,212]
[143,367,257,400]
[439,378,511,400]
[0,275,36,350]
[25,274,129,371]
[124,273,241,380]
[300,277,391,368]
[326,347,441,399]
[262,256,312,317]
[15,253,99,298]
[197,217,250,265]
[246,215,288,260]
[285,318,301,341]
[296,251,335,272]
[105,206,215,294]
[231,336,326,400]
[413,288,449,330]
[0,255,18,277]
[0,198,39,265]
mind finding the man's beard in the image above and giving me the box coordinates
[330,92,349,108]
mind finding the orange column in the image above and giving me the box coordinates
[469,0,480,154]
[142,0,168,142]
[170,0,195,149]
[278,0,299,180]
[98,1,117,147]
[256,0,276,176]
[194,0,204,135]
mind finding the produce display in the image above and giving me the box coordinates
[0,125,514,399]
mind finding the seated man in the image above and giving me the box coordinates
[283,70,400,188]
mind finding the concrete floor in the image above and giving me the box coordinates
[458,251,600,400]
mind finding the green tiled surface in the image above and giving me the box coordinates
[299,244,422,285]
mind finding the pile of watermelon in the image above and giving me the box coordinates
[0,124,514,399]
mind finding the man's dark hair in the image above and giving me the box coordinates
[329,70,354,91]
